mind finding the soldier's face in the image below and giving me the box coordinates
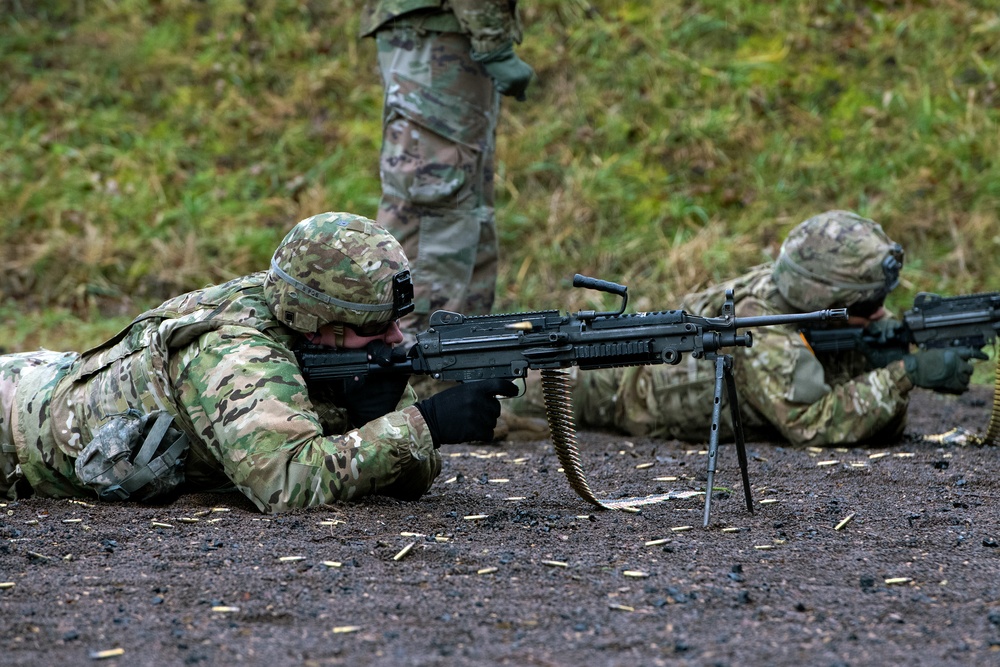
[847,305,887,328]
[306,321,404,349]
[343,321,404,348]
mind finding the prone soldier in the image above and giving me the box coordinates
[0,212,516,510]
[506,210,986,448]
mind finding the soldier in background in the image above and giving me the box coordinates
[507,211,986,448]
[359,0,533,336]
[0,213,516,509]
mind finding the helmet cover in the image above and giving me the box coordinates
[264,212,413,334]
[772,210,904,311]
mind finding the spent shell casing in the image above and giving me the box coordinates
[393,542,416,561]
[332,625,360,633]
[834,513,856,531]
[90,648,125,659]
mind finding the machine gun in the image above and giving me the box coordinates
[800,291,1000,357]
[801,290,1000,446]
[298,275,848,526]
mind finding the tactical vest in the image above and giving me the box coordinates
[14,273,293,498]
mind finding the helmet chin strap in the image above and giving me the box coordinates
[327,323,346,348]
[303,323,346,348]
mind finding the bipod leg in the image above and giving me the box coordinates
[723,356,754,514]
[702,355,728,528]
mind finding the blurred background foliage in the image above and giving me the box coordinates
[1,0,998,353]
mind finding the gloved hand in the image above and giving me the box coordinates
[864,318,904,342]
[861,318,907,368]
[471,43,533,100]
[336,373,411,427]
[416,379,520,446]
[903,347,988,394]
[333,343,410,428]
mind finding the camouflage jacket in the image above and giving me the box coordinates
[682,265,913,447]
[12,274,440,511]
[360,0,523,53]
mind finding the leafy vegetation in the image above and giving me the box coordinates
[2,0,998,355]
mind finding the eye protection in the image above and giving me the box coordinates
[880,244,903,298]
[847,243,903,318]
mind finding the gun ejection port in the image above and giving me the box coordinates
[506,321,534,331]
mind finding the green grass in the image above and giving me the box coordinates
[2,0,999,355]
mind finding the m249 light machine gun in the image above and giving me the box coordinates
[298,275,848,526]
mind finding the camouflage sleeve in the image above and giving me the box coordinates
[735,326,913,447]
[448,0,523,52]
[170,327,440,512]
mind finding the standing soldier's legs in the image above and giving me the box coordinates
[375,28,500,335]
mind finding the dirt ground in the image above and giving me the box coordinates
[3,385,1000,667]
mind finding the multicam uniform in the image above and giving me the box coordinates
[0,215,441,510]
[560,267,912,447]
[512,211,915,448]
[360,0,525,330]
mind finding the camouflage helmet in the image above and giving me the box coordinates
[772,210,904,312]
[264,212,414,334]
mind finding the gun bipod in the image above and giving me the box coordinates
[702,354,754,527]
[539,359,755,523]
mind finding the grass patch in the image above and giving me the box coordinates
[2,0,998,365]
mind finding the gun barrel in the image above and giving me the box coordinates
[735,308,848,329]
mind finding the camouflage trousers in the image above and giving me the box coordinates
[374,27,501,333]
[0,350,78,499]
[508,359,768,444]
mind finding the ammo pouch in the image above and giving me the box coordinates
[75,410,189,502]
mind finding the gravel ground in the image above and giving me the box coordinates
[3,386,1000,666]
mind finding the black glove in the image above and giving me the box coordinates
[472,43,533,100]
[861,318,907,368]
[903,346,988,394]
[415,379,520,447]
[333,343,410,428]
